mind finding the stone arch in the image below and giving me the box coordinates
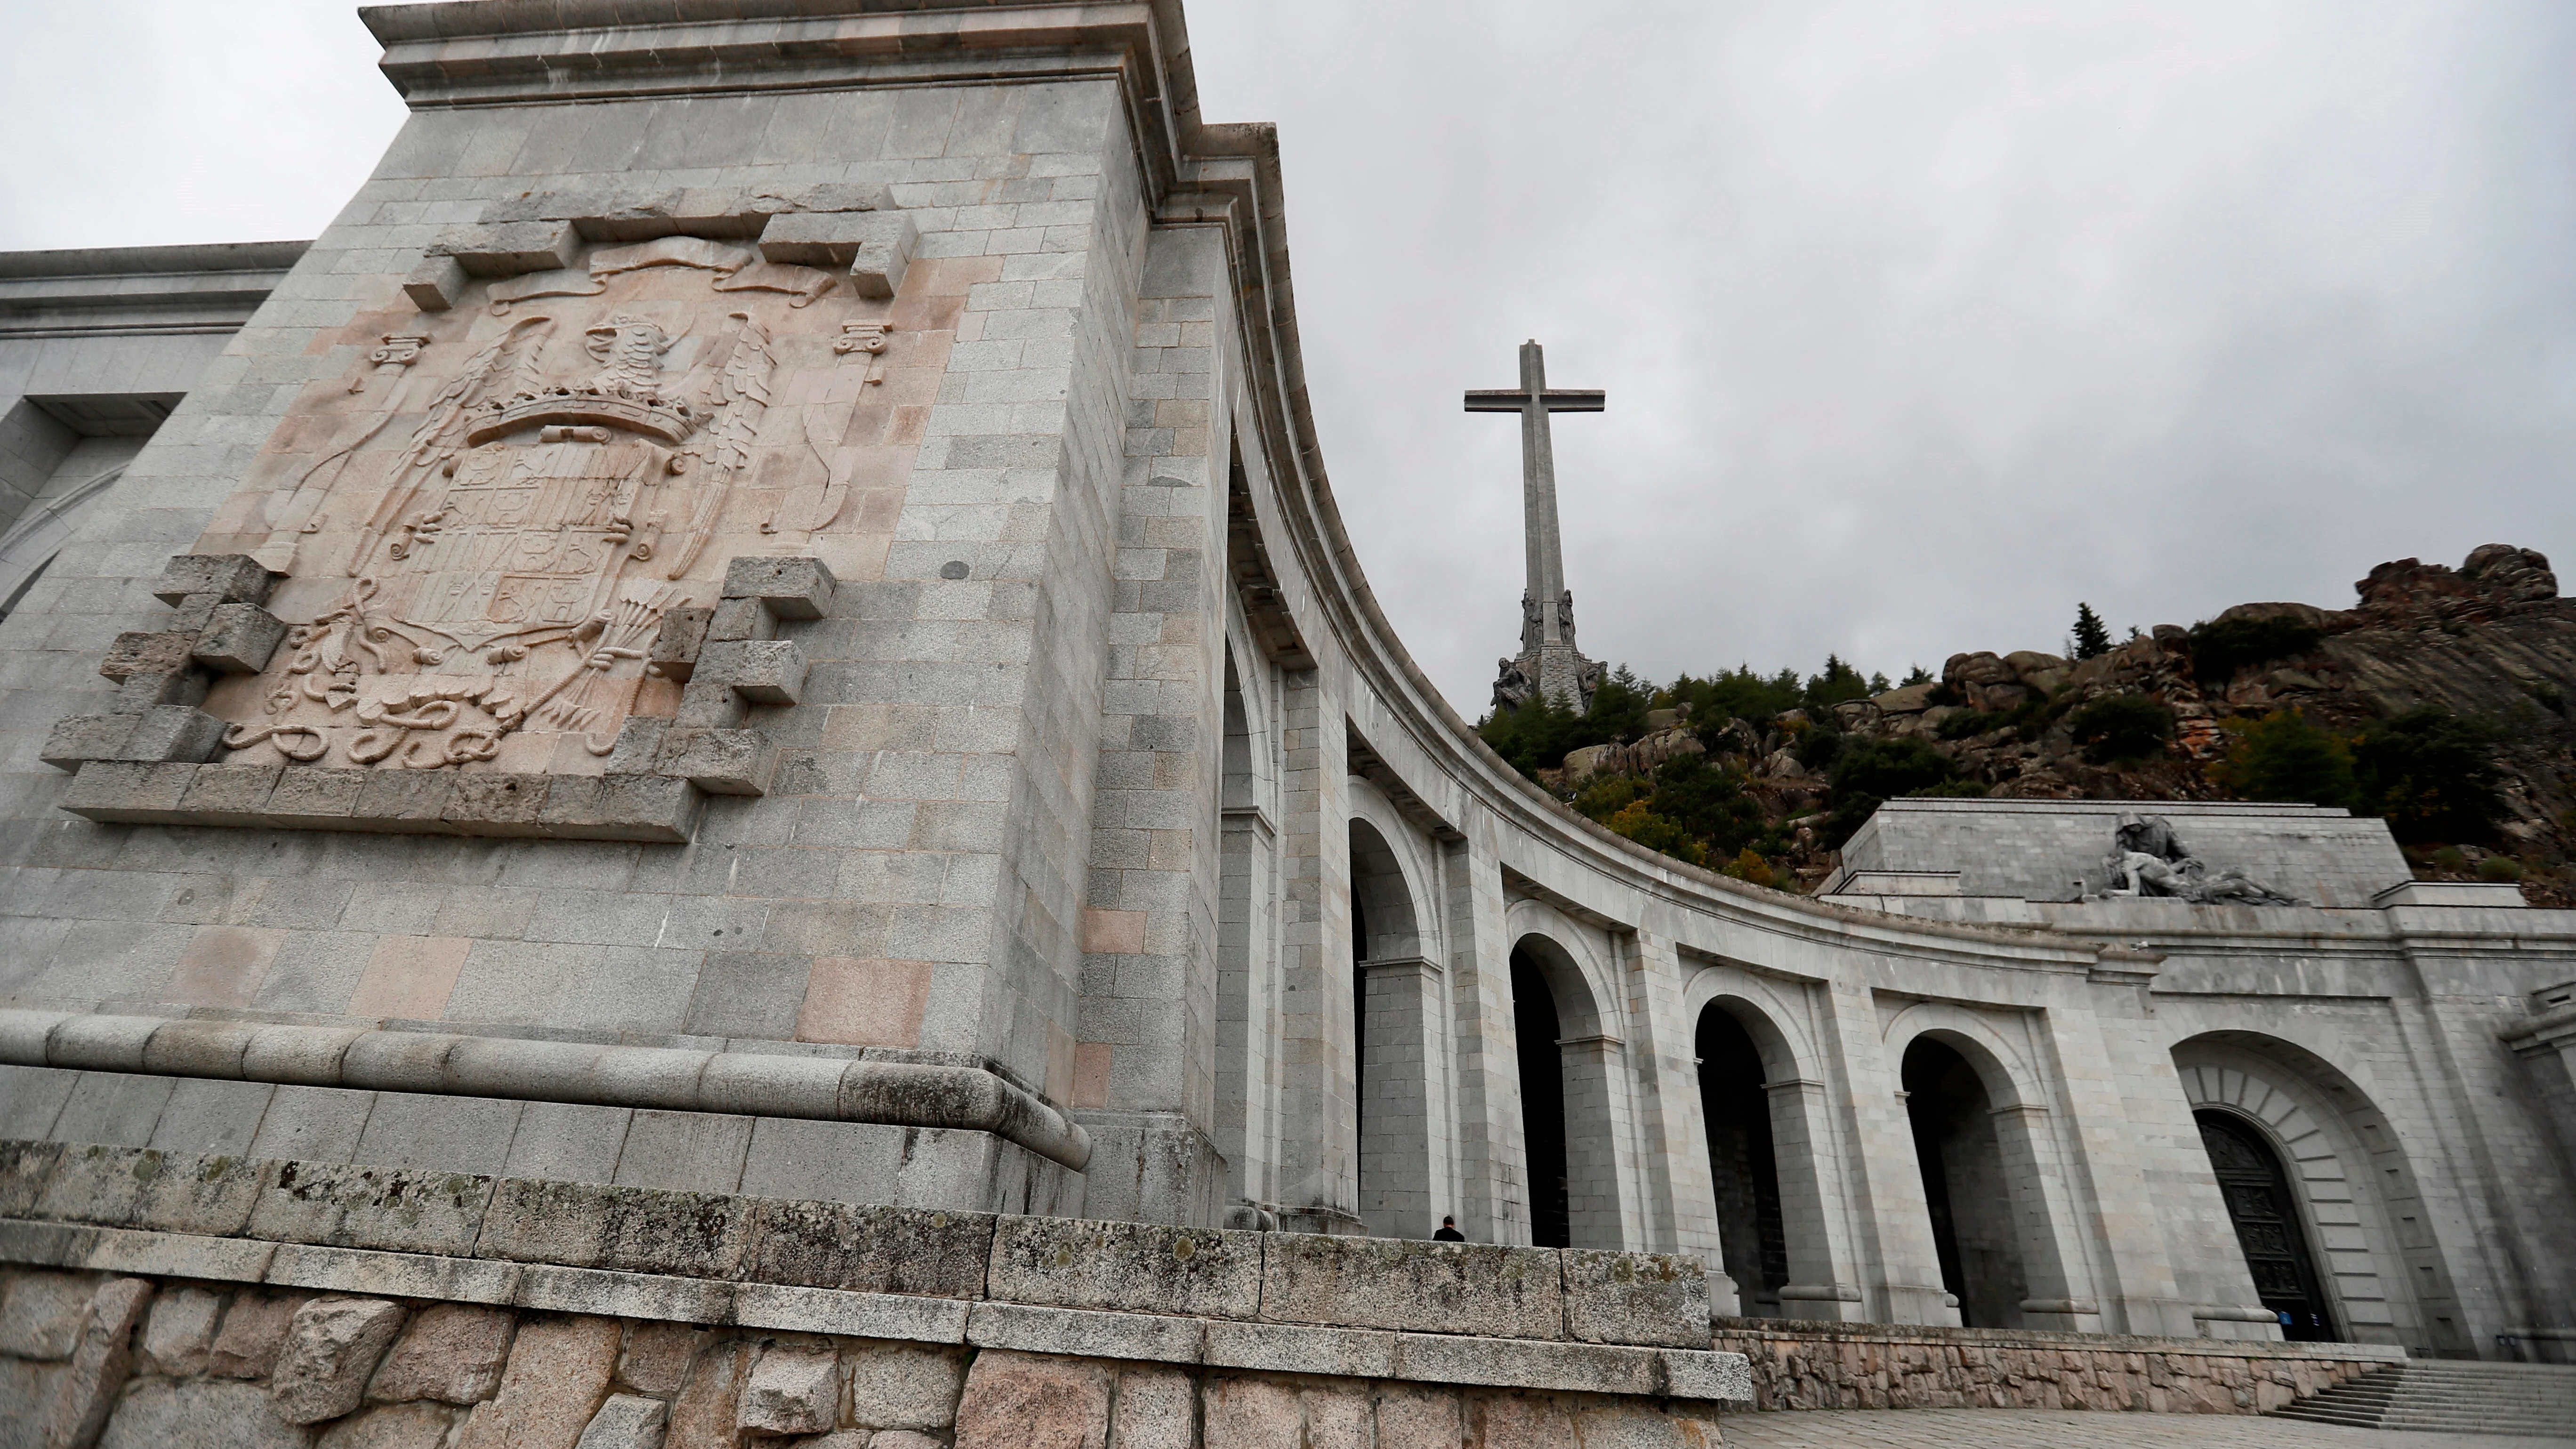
[0,463,120,620]
[1694,995,1795,1313]
[1348,798,1441,1238]
[1505,916,1624,1248]
[1885,1006,2099,1332]
[2174,1030,2460,1354]
[1678,966,1866,1315]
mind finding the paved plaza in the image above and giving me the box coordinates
[1719,1409,2576,1449]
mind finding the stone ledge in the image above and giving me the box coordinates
[55,759,703,841]
[0,1137,1715,1356]
[0,1215,1752,1402]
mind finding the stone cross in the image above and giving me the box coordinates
[1466,340,1602,703]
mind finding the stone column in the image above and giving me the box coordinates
[1359,953,1445,1239]
[1765,1076,1870,1322]
[1443,821,1526,1243]
[1271,666,1360,1233]
[1560,1032,1635,1249]
[1825,980,1956,1325]
[1621,930,1724,1263]
[1988,1101,2105,1334]
[1067,224,1232,1225]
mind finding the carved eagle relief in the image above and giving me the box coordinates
[209,234,882,775]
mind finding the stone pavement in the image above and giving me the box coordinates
[1718,1409,2576,1449]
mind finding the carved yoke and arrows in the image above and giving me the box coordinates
[1468,340,1605,711]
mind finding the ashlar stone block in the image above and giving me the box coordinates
[721,556,837,620]
[152,554,277,607]
[955,1351,1109,1449]
[99,631,197,681]
[110,705,229,764]
[369,1303,514,1405]
[647,608,713,683]
[576,1394,668,1449]
[40,715,138,772]
[0,1271,94,1358]
[45,1276,152,1449]
[405,254,470,312]
[737,1345,837,1435]
[1560,1249,1710,1349]
[1259,1235,1563,1341]
[138,1286,223,1376]
[702,638,808,705]
[434,221,581,277]
[272,1296,406,1424]
[846,1344,966,1431]
[112,668,209,714]
[192,603,290,675]
[658,728,775,796]
[757,212,919,300]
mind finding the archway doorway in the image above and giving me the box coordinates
[2198,1109,2337,1341]
[1510,947,1569,1247]
[1697,1005,1788,1314]
[1902,1036,2029,1328]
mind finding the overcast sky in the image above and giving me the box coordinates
[6,2,2573,716]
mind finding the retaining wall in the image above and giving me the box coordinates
[0,1139,1748,1448]
[1713,1316,2405,1413]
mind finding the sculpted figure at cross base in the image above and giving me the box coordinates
[2099,813,2302,906]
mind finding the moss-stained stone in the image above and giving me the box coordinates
[1559,1249,1708,1350]
[987,1216,1259,1320]
[739,1197,991,1298]
[34,1145,269,1237]
[476,1179,748,1280]
[1259,1235,1563,1342]
[249,1161,494,1256]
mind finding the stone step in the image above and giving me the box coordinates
[2273,1361,2576,1437]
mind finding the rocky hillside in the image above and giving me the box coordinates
[1511,545,2576,902]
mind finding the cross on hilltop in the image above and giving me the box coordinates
[1466,340,1604,711]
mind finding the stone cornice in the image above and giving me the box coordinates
[359,0,1202,200]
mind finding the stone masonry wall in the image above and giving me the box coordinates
[0,1137,1747,1446]
[0,1274,1725,1449]
[1712,1318,2403,1414]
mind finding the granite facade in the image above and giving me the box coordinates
[0,3,2568,1416]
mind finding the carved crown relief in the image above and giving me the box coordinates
[194,212,901,778]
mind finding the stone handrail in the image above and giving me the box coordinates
[0,1010,1093,1171]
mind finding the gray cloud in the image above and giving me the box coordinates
[7,1,2572,713]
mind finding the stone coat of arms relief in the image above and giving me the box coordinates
[45,198,919,837]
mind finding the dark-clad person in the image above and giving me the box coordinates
[1432,1216,1465,1241]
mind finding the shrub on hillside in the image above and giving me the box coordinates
[2212,709,2354,809]
[2188,615,2323,686]
[2351,707,2504,843]
[2067,693,2174,764]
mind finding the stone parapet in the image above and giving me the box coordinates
[0,1139,1749,1447]
[1712,1317,2405,1414]
[0,1140,1737,1372]
[0,1266,1730,1449]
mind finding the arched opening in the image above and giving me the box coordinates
[2174,1032,2462,1354]
[1349,813,1433,1238]
[1902,1036,2029,1328]
[1509,929,1624,1248]
[1511,947,1569,1247]
[1697,1005,1788,1313]
[2198,1108,2336,1341]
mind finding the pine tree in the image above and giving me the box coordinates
[2072,603,2112,660]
